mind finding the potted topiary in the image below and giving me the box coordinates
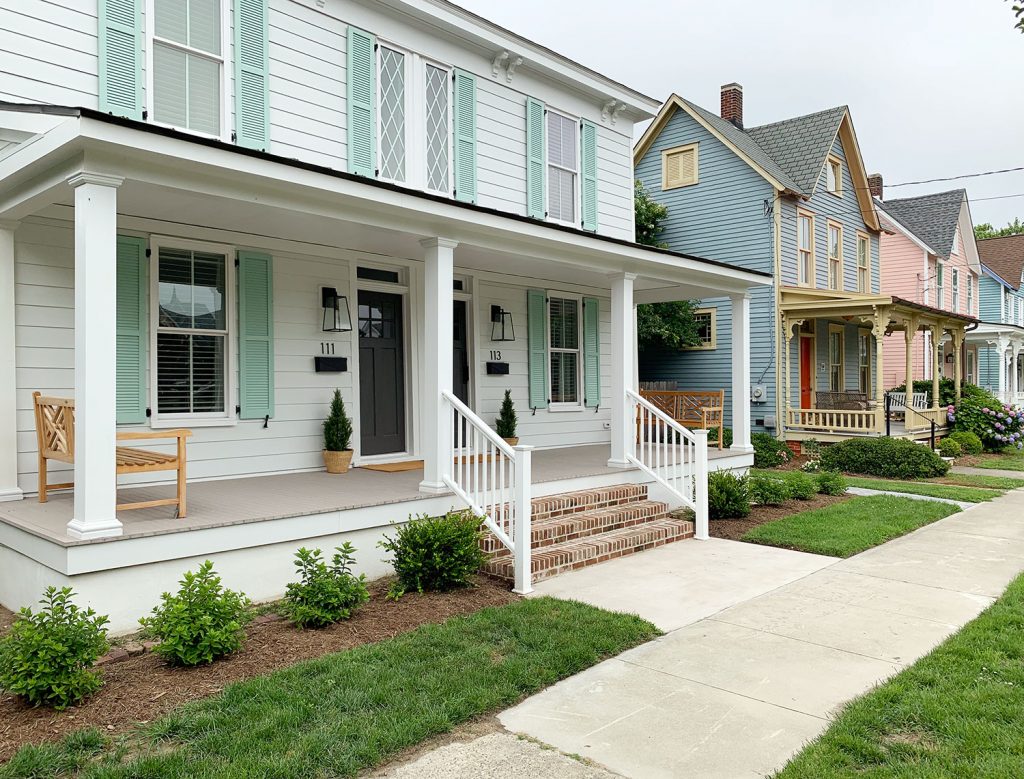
[495,389,518,446]
[323,389,354,474]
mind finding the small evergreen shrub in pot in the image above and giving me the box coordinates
[708,471,750,519]
[495,389,518,445]
[323,389,355,474]
[816,471,848,496]
[379,510,486,597]
[748,474,790,506]
[818,437,949,479]
[752,432,791,468]
[946,430,983,455]
[786,471,818,500]
[0,587,109,709]
[937,437,962,459]
[140,561,251,666]
[283,544,370,629]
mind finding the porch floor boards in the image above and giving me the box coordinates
[0,445,741,547]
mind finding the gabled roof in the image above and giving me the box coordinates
[877,189,966,261]
[746,106,848,196]
[978,234,1024,291]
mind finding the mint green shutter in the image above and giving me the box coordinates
[526,98,545,219]
[234,0,269,150]
[583,297,600,407]
[527,289,548,409]
[580,120,598,231]
[238,251,275,419]
[347,26,376,177]
[98,0,143,120]
[452,69,477,203]
[116,235,148,424]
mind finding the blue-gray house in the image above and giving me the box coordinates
[967,234,1024,403]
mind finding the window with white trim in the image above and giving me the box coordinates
[950,226,960,255]
[936,262,945,308]
[798,211,814,287]
[151,0,225,136]
[423,62,451,193]
[856,233,870,293]
[826,156,842,196]
[966,349,976,384]
[967,274,974,315]
[547,295,581,406]
[952,268,960,311]
[828,325,844,392]
[827,221,842,290]
[858,329,871,396]
[378,44,407,183]
[546,109,578,224]
[682,309,716,350]
[153,240,232,420]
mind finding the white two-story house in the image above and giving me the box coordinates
[0,0,768,628]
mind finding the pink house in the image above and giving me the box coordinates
[874,182,981,391]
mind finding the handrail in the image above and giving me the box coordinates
[626,389,709,540]
[441,391,532,594]
[885,392,937,449]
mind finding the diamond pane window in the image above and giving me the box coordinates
[379,46,406,182]
[424,64,449,192]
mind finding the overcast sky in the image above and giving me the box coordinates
[459,0,1024,228]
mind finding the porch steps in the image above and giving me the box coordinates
[482,484,694,584]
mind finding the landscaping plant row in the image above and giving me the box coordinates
[0,511,487,711]
[709,469,848,519]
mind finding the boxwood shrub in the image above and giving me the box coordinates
[748,474,790,506]
[785,471,818,500]
[752,432,791,468]
[379,510,486,597]
[709,471,750,519]
[946,430,983,455]
[937,437,962,459]
[818,437,949,479]
[815,470,848,496]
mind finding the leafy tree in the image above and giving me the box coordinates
[975,218,1024,240]
[1013,1,1024,33]
[634,180,700,350]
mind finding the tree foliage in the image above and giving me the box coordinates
[975,218,1024,240]
[1013,1,1024,33]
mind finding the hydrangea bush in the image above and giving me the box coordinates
[947,396,1024,451]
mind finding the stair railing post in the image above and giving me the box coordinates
[693,430,709,541]
[512,444,534,595]
[885,392,891,438]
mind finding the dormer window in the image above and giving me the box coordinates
[826,156,842,196]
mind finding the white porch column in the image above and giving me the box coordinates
[929,325,941,410]
[608,272,636,468]
[952,328,964,401]
[997,337,1010,400]
[1010,349,1019,399]
[66,173,123,539]
[418,237,457,494]
[730,292,753,452]
[0,221,21,501]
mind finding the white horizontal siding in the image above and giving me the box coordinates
[596,125,633,240]
[475,77,527,217]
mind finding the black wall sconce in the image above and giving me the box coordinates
[321,287,352,332]
[945,352,954,364]
[490,305,515,342]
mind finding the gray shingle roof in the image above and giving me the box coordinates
[878,189,966,259]
[745,106,848,196]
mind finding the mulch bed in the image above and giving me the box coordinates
[0,575,516,763]
[709,493,853,542]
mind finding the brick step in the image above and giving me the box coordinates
[484,517,695,584]
[529,484,649,522]
[481,499,670,555]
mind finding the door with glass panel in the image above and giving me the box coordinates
[358,290,406,456]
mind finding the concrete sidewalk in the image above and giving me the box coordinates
[951,464,1024,480]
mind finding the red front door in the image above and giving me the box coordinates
[799,337,814,408]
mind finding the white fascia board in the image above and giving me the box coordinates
[0,108,72,135]
[376,0,660,119]
[71,118,768,292]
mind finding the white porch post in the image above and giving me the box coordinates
[418,237,457,494]
[608,272,636,468]
[729,292,753,452]
[1010,349,1019,399]
[997,336,1009,401]
[66,173,123,539]
[929,325,941,410]
[0,221,21,501]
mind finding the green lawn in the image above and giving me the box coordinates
[776,572,1024,778]
[741,495,959,557]
[844,476,1001,503]
[935,473,1024,490]
[1,598,657,779]
[970,451,1024,472]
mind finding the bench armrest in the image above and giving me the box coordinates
[117,429,193,442]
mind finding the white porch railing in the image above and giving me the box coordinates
[441,391,533,595]
[995,390,1024,406]
[626,389,709,540]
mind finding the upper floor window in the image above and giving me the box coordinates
[378,45,408,183]
[950,226,960,255]
[936,263,945,308]
[856,232,870,293]
[682,309,716,350]
[952,268,960,311]
[827,221,843,290]
[967,274,974,315]
[826,156,842,196]
[797,211,815,287]
[662,143,698,189]
[151,0,225,137]
[546,110,578,224]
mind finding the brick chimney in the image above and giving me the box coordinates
[867,173,884,200]
[720,83,743,129]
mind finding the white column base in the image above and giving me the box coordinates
[66,516,123,540]
[606,457,633,469]
[0,486,23,502]
[417,480,449,495]
[728,444,755,454]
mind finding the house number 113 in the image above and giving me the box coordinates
[489,350,501,360]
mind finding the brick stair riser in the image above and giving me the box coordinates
[484,484,649,530]
[480,501,669,556]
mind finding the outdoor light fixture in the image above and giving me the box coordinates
[945,353,955,364]
[321,287,352,332]
[490,305,515,342]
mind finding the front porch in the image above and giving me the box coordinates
[966,322,1024,405]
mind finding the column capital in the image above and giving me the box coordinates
[609,271,638,282]
[67,172,124,189]
[0,219,20,232]
[419,237,459,250]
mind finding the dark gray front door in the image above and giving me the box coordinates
[358,290,405,455]
[453,300,469,404]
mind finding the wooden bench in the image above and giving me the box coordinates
[815,390,869,411]
[32,392,192,517]
[638,389,726,449]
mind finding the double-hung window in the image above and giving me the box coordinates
[856,233,870,293]
[151,0,225,137]
[827,221,842,290]
[828,326,844,392]
[952,268,960,311]
[153,240,232,421]
[936,263,944,309]
[797,211,814,287]
[546,110,578,224]
[967,274,974,315]
[548,295,581,406]
[858,329,871,396]
[826,156,842,196]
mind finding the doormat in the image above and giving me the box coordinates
[361,460,424,472]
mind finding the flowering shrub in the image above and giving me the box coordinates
[948,394,1024,451]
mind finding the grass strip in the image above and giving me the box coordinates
[1,598,657,779]
[934,474,1024,490]
[844,477,1001,503]
[776,572,1024,777]
[741,495,959,557]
